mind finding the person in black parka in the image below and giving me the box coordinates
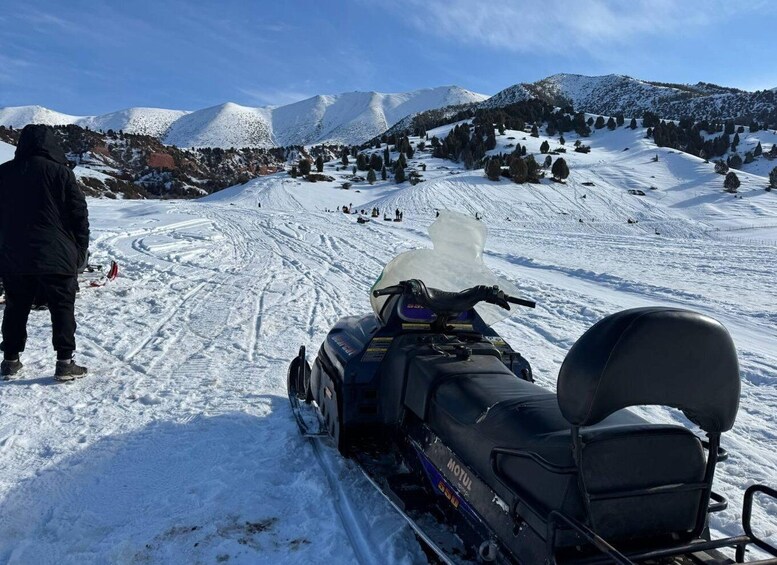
[0,124,89,381]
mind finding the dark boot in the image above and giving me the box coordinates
[1,358,23,380]
[55,359,88,382]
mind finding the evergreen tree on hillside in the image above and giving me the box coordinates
[370,153,383,171]
[299,158,311,176]
[315,154,324,173]
[559,135,566,145]
[714,160,729,175]
[769,167,777,190]
[629,117,638,129]
[595,116,606,129]
[509,156,528,184]
[525,155,541,183]
[381,165,387,180]
[607,117,617,130]
[744,151,754,164]
[642,111,660,128]
[540,140,550,154]
[755,142,763,157]
[290,165,298,178]
[394,163,406,184]
[543,155,552,168]
[728,153,743,169]
[367,167,376,184]
[724,171,740,193]
[486,158,502,181]
[551,157,569,181]
[383,146,391,166]
[530,124,539,138]
[732,132,740,150]
[341,148,349,166]
[398,153,407,169]
[616,114,625,127]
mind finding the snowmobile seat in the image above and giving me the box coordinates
[419,363,707,544]
[412,307,739,547]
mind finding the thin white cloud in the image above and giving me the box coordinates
[394,0,733,56]
[237,87,314,106]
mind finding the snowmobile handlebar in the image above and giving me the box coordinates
[372,279,535,315]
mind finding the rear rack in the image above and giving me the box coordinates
[548,484,777,564]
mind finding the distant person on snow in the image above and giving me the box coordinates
[0,125,90,381]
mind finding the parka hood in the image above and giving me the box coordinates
[15,124,68,165]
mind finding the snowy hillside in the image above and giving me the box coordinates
[80,107,189,138]
[0,121,775,563]
[0,105,83,128]
[0,86,487,149]
[483,74,777,125]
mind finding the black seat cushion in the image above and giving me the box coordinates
[407,354,707,543]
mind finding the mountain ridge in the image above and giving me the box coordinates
[483,73,777,125]
[0,86,487,149]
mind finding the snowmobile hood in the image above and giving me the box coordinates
[14,124,69,165]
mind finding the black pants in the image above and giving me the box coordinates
[1,274,78,359]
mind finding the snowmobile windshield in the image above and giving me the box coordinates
[370,211,521,326]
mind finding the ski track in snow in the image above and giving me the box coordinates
[1,123,776,563]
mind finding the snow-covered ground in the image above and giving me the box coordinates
[0,124,775,564]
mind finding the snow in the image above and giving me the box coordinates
[0,140,15,163]
[0,123,776,563]
[0,86,487,149]
[79,107,189,138]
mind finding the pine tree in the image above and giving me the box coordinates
[398,153,407,168]
[728,153,743,169]
[616,114,625,127]
[383,146,390,166]
[367,167,377,184]
[606,116,617,130]
[525,155,541,182]
[543,155,552,168]
[509,156,528,184]
[732,132,740,150]
[755,142,763,157]
[370,153,383,171]
[551,157,569,181]
[714,160,729,175]
[341,149,349,166]
[315,155,324,172]
[299,158,311,176]
[724,172,740,192]
[744,151,755,164]
[381,165,387,180]
[290,165,298,178]
[559,135,566,145]
[540,140,550,154]
[769,167,777,190]
[629,117,637,129]
[595,116,606,129]
[530,124,539,138]
[486,158,501,181]
[394,164,406,184]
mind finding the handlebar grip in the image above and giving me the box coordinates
[507,296,536,309]
[372,285,404,298]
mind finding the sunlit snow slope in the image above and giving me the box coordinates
[0,123,775,564]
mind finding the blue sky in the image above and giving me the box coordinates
[1,0,776,115]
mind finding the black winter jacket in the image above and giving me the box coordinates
[0,125,89,275]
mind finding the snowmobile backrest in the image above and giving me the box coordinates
[557,307,740,433]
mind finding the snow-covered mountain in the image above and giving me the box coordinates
[483,74,777,125]
[0,86,487,148]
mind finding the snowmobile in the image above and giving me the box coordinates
[288,213,777,564]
